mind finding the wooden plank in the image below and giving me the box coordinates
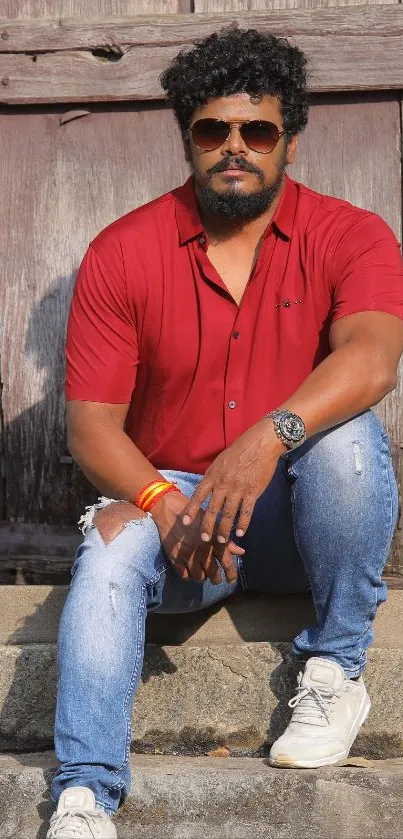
[0,1,186,17]
[0,523,80,555]
[196,0,397,10]
[0,362,4,521]
[0,517,402,585]
[0,249,5,520]
[0,1,57,16]
[1,36,403,103]
[291,93,401,238]
[1,6,403,52]
[1,7,403,103]
[61,1,187,13]
[0,103,190,524]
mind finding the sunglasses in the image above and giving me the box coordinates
[189,118,285,154]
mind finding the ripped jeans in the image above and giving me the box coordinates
[51,409,398,815]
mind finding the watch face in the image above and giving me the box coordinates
[279,412,305,443]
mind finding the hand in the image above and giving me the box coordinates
[181,419,286,544]
[152,489,245,585]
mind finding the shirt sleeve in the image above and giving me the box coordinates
[330,212,403,323]
[65,244,138,402]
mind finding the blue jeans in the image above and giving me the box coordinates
[51,409,398,815]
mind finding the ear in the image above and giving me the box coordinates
[285,135,298,165]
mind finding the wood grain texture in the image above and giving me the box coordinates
[1,38,403,103]
[0,1,185,17]
[1,7,403,102]
[1,5,403,50]
[195,0,397,10]
[0,103,190,524]
[292,93,401,237]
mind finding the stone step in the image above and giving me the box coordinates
[0,587,402,757]
[1,752,403,838]
[1,585,402,648]
[0,641,401,757]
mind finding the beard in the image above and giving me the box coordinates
[196,153,287,221]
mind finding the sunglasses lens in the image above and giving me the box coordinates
[241,121,280,153]
[191,119,229,151]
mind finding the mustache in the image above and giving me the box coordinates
[206,157,263,177]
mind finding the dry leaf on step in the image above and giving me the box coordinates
[207,747,231,758]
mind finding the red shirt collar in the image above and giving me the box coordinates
[174,172,298,245]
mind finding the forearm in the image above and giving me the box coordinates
[68,418,165,502]
[279,338,396,438]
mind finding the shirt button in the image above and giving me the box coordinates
[232,330,240,339]
[199,235,206,245]
[228,400,237,409]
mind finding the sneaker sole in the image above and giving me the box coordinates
[268,692,371,769]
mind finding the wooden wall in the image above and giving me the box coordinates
[0,1,402,574]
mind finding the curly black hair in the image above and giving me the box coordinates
[160,26,309,141]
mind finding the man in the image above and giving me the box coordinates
[47,26,403,839]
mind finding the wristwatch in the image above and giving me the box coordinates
[264,409,306,451]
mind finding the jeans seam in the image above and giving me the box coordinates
[353,449,396,662]
[107,561,168,780]
[122,584,146,771]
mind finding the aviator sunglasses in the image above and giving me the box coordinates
[189,118,285,154]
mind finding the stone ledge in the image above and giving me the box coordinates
[0,643,402,758]
[0,586,402,648]
[1,753,403,839]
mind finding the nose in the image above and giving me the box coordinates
[220,125,248,157]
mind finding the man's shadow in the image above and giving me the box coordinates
[3,273,97,527]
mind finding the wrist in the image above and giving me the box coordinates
[258,416,288,456]
[150,488,186,526]
[263,409,306,452]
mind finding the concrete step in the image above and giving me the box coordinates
[1,586,402,648]
[0,587,402,757]
[1,752,403,838]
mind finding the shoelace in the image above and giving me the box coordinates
[288,672,341,726]
[47,808,107,838]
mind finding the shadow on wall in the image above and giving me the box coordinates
[3,272,97,525]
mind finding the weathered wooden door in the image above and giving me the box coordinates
[0,1,402,576]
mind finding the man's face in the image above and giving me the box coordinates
[186,93,297,221]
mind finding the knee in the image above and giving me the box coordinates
[290,410,388,489]
[94,501,146,546]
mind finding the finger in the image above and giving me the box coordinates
[198,487,227,543]
[176,540,207,583]
[192,541,222,585]
[217,547,238,584]
[214,495,242,544]
[228,540,245,556]
[200,550,222,586]
[168,544,191,580]
[235,493,257,537]
[182,478,214,526]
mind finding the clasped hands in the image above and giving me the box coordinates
[154,419,286,586]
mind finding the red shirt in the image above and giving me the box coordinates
[66,174,403,474]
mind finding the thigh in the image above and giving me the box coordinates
[239,458,309,594]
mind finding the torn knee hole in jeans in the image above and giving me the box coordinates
[352,441,363,475]
[78,496,151,536]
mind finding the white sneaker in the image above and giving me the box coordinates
[269,657,371,769]
[46,786,117,838]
